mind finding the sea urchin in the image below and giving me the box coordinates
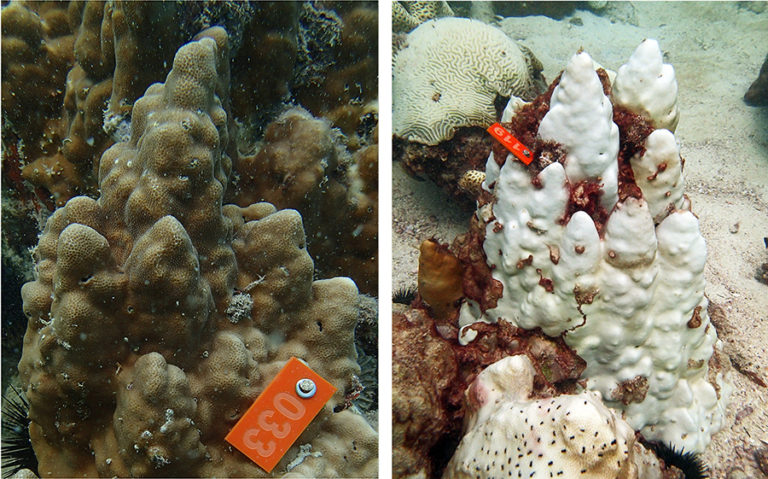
[1,385,38,478]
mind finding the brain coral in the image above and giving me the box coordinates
[459,42,729,453]
[18,28,376,478]
[393,17,543,145]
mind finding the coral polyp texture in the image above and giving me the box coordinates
[292,2,378,145]
[17,30,376,478]
[393,17,544,145]
[230,107,379,295]
[0,2,73,153]
[5,1,197,207]
[1,1,76,206]
[443,356,663,479]
[459,40,730,453]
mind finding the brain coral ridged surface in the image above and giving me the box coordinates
[17,28,376,478]
[393,17,542,145]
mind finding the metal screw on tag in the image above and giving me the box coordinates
[296,378,316,398]
[523,149,531,157]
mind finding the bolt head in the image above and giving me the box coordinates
[296,378,317,398]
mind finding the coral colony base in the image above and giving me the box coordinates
[396,39,731,479]
[15,29,376,478]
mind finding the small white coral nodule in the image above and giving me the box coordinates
[443,356,641,479]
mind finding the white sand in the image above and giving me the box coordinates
[392,3,768,476]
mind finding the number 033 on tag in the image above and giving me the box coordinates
[225,357,336,472]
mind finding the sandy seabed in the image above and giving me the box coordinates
[392,2,768,477]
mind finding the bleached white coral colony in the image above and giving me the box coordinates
[459,40,729,453]
[537,50,621,211]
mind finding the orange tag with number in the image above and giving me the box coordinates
[225,357,336,472]
[487,123,534,165]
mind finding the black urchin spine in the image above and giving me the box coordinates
[646,440,709,479]
[393,285,418,305]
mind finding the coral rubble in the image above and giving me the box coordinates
[392,305,459,479]
[17,30,376,477]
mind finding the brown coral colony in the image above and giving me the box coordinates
[3,3,379,477]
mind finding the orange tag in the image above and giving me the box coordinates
[225,357,336,472]
[487,123,534,165]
